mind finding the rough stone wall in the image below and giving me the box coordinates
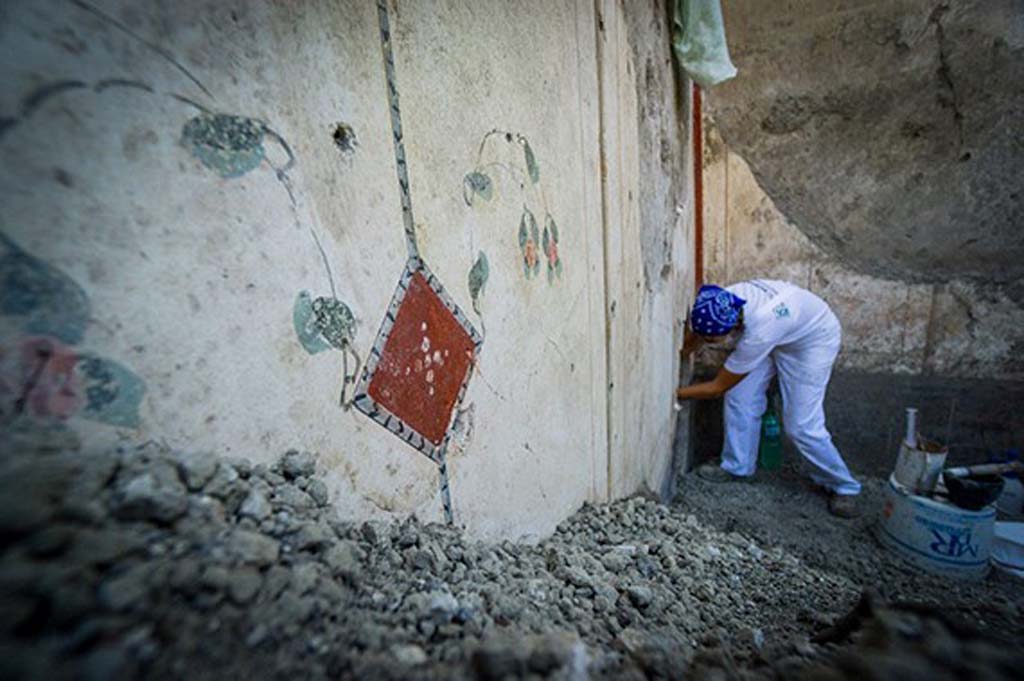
[0,1,692,540]
[698,124,1024,468]
[693,0,1024,469]
[706,0,1024,285]
[702,125,1024,380]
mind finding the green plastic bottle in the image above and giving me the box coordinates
[759,401,782,470]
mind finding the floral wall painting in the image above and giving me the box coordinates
[462,171,493,206]
[182,114,267,179]
[293,290,361,408]
[467,251,489,316]
[462,129,564,284]
[543,214,562,281]
[518,208,541,279]
[0,232,145,430]
[0,232,90,345]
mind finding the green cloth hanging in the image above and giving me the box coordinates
[673,0,738,88]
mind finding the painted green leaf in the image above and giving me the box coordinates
[529,213,540,275]
[312,296,357,350]
[75,354,145,428]
[523,140,539,184]
[182,114,266,178]
[462,171,493,206]
[542,225,551,254]
[293,291,331,354]
[0,231,91,344]
[518,211,529,249]
[467,251,489,305]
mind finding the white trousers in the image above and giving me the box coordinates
[719,319,862,495]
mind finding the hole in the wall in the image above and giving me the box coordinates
[53,168,73,188]
[959,152,972,162]
[332,123,357,154]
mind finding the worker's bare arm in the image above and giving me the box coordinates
[675,367,746,400]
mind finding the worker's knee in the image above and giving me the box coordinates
[785,422,829,448]
[725,391,766,418]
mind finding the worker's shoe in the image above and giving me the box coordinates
[828,493,860,518]
[695,463,748,483]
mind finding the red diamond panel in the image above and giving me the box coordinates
[367,272,475,445]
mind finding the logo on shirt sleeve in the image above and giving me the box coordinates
[772,303,790,319]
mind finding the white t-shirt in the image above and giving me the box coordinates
[723,280,839,374]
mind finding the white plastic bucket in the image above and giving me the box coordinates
[893,438,947,493]
[992,522,1024,579]
[875,473,995,580]
[997,476,1023,519]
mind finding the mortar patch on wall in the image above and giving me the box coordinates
[0,233,145,429]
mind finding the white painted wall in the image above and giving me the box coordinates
[0,0,692,539]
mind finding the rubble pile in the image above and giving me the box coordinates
[0,444,1021,680]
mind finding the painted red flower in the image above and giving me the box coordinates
[525,239,538,270]
[546,238,559,268]
[0,336,84,421]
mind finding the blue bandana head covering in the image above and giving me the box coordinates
[690,284,746,336]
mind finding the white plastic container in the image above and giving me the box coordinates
[997,476,1023,518]
[875,473,995,580]
[992,522,1024,579]
[893,437,948,493]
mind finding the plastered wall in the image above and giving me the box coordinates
[0,0,692,540]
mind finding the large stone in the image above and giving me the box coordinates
[98,563,152,612]
[292,521,334,551]
[281,450,316,479]
[238,490,272,521]
[471,633,582,681]
[273,484,315,511]
[228,568,263,604]
[626,585,653,609]
[601,551,631,573]
[306,479,329,507]
[291,562,320,595]
[111,464,188,524]
[0,455,79,534]
[323,540,362,581]
[616,627,694,678]
[205,464,241,499]
[391,644,428,666]
[175,451,218,491]
[226,530,280,567]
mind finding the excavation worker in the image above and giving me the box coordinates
[676,280,860,518]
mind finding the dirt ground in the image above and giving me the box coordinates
[1,443,1022,680]
[674,458,1024,646]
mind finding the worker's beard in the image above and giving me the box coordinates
[705,327,743,351]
